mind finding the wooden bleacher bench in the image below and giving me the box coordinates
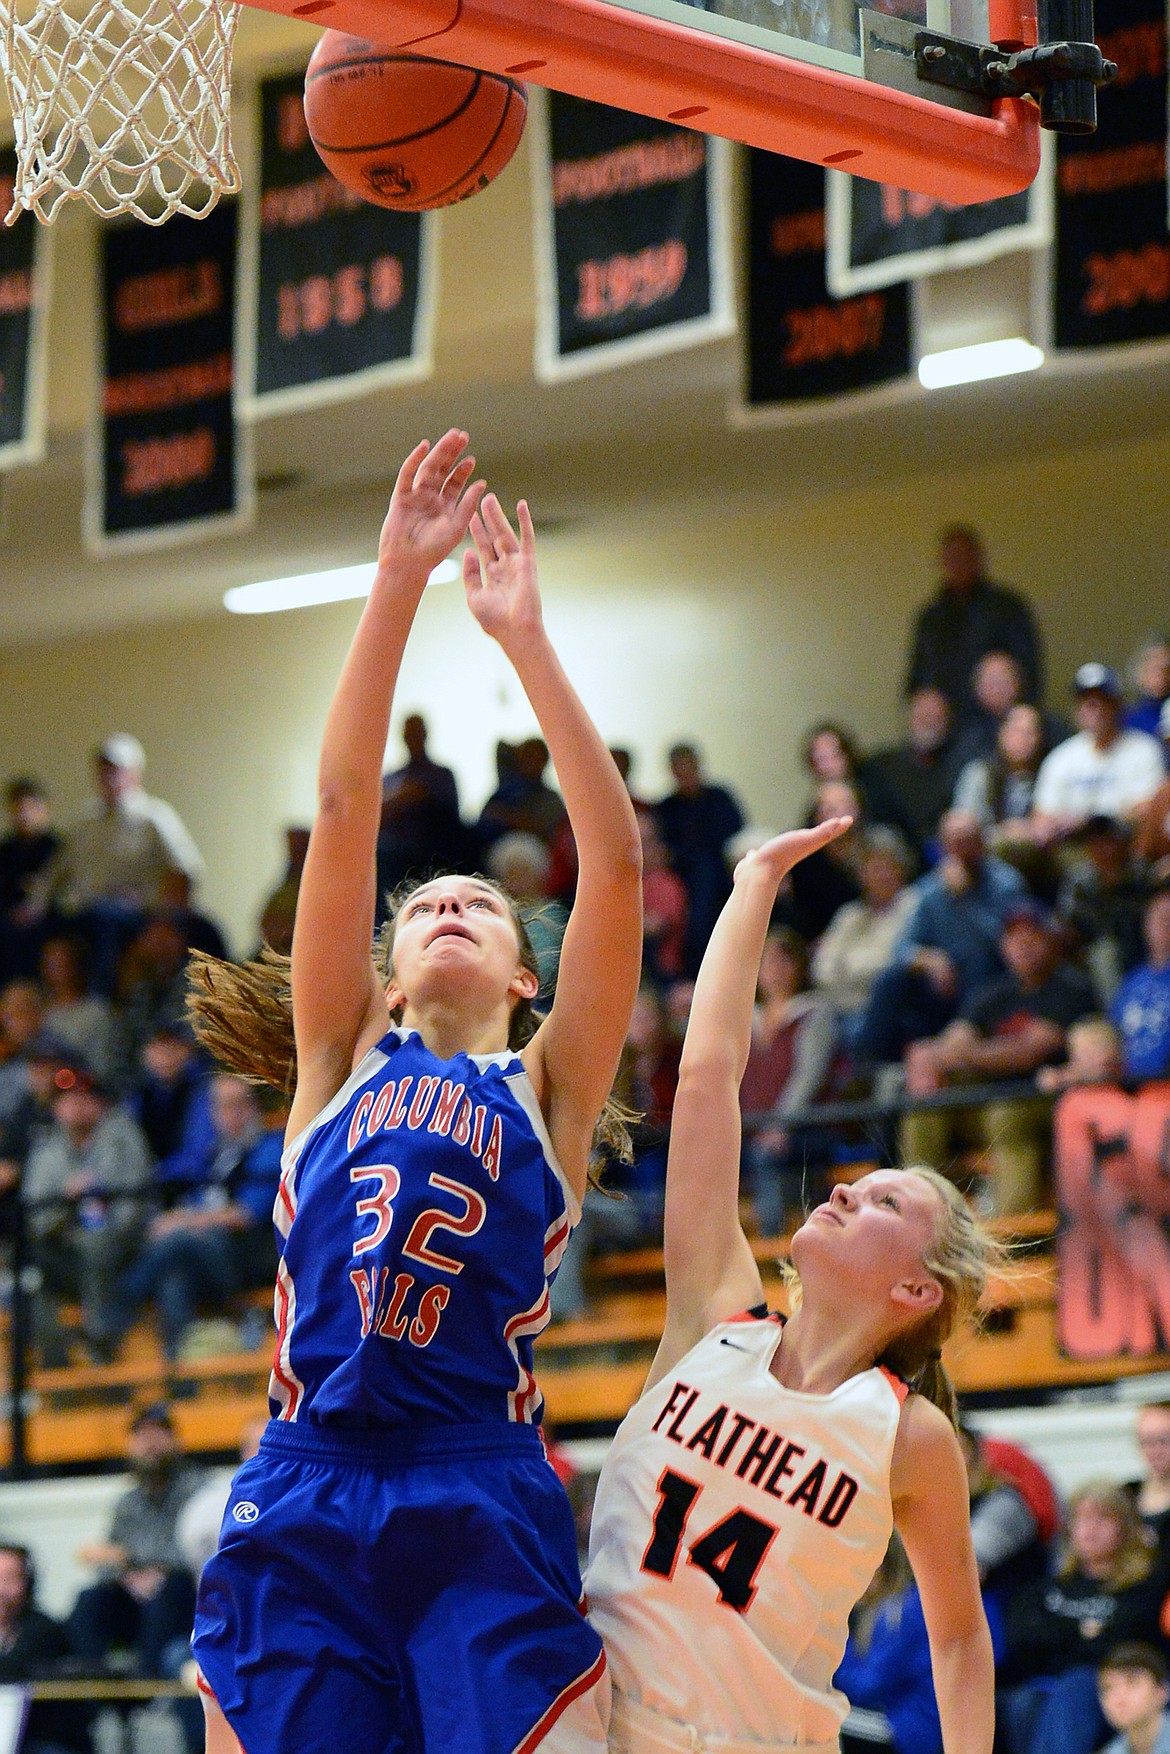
[5,1205,1169,1466]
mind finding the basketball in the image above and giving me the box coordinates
[303,35,528,212]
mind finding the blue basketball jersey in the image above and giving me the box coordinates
[268,1025,577,1428]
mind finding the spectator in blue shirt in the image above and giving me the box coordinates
[854,810,1026,1065]
[1112,888,1170,1081]
[1098,1644,1170,1754]
[1126,639,1170,740]
[131,1020,216,1193]
[94,1075,281,1361]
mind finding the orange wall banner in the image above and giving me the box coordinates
[1056,1084,1170,1360]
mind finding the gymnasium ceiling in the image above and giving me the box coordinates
[1,6,1169,646]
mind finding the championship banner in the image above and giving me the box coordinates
[240,71,436,417]
[1055,1084,1170,1360]
[533,92,734,381]
[742,152,913,414]
[88,201,252,552]
[825,146,1052,297]
[1052,0,1170,351]
[0,146,50,470]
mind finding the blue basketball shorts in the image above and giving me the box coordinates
[193,1420,608,1754]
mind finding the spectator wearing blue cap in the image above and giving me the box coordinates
[901,899,1095,1213]
[1031,666,1166,844]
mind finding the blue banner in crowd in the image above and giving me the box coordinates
[0,147,49,469]
[241,70,435,416]
[89,201,252,551]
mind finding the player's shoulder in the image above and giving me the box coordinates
[890,1392,963,1500]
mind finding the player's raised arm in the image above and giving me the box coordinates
[289,431,484,1138]
[463,495,641,1203]
[893,1396,996,1754]
[648,819,852,1389]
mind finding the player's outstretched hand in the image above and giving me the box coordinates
[463,495,544,649]
[378,429,485,579]
[733,818,854,887]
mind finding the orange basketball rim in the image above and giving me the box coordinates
[246,0,1042,202]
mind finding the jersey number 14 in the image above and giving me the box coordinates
[642,1469,778,1613]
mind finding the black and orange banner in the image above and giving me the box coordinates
[242,71,434,416]
[534,92,734,380]
[0,146,49,469]
[743,152,912,411]
[89,201,250,550]
[1056,1084,1170,1359]
[1053,0,1170,350]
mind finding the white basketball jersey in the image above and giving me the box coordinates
[585,1313,907,1747]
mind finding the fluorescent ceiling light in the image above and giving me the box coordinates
[224,557,459,615]
[918,338,1044,391]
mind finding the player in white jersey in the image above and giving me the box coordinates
[587,821,1001,1754]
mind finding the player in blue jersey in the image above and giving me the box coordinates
[187,429,642,1754]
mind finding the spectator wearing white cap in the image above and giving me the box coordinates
[31,736,204,994]
[1030,665,1166,844]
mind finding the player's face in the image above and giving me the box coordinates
[792,1170,945,1304]
[390,877,533,1012]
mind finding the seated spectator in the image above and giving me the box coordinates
[257,826,309,957]
[22,1055,153,1367]
[377,712,467,894]
[0,978,47,1129]
[1037,1015,1125,1095]
[39,933,123,1089]
[953,652,1067,771]
[901,900,1094,1213]
[116,914,191,1064]
[1110,887,1170,1081]
[1058,817,1152,1006]
[549,988,678,1320]
[959,1423,1052,1611]
[1098,1644,1170,1754]
[31,735,204,995]
[155,869,228,962]
[95,1075,282,1363]
[487,832,568,1004]
[640,813,688,987]
[0,1031,74,1226]
[1002,1481,1167,1754]
[854,811,1027,1066]
[801,721,875,816]
[69,1403,202,1678]
[1127,639,1170,739]
[132,1020,215,1191]
[740,926,838,1235]
[0,778,59,984]
[656,742,745,976]
[780,780,865,941]
[1128,1402,1170,1564]
[837,1533,1006,1754]
[1031,666,1165,844]
[865,688,966,859]
[904,524,1042,722]
[1135,702,1170,872]
[954,703,1050,838]
[0,1542,86,1754]
[812,826,917,1040]
[478,737,567,850]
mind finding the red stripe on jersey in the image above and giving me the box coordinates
[544,1216,569,1258]
[511,1649,607,1754]
[271,1270,302,1420]
[878,1365,910,1404]
[724,1308,783,1325]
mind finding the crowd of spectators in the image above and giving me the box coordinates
[1,525,1169,1342]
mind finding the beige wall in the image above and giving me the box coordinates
[0,419,1165,953]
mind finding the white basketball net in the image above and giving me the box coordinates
[0,0,243,225]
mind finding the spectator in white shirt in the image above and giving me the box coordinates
[1031,664,1166,844]
[811,827,917,1043]
[33,735,204,994]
